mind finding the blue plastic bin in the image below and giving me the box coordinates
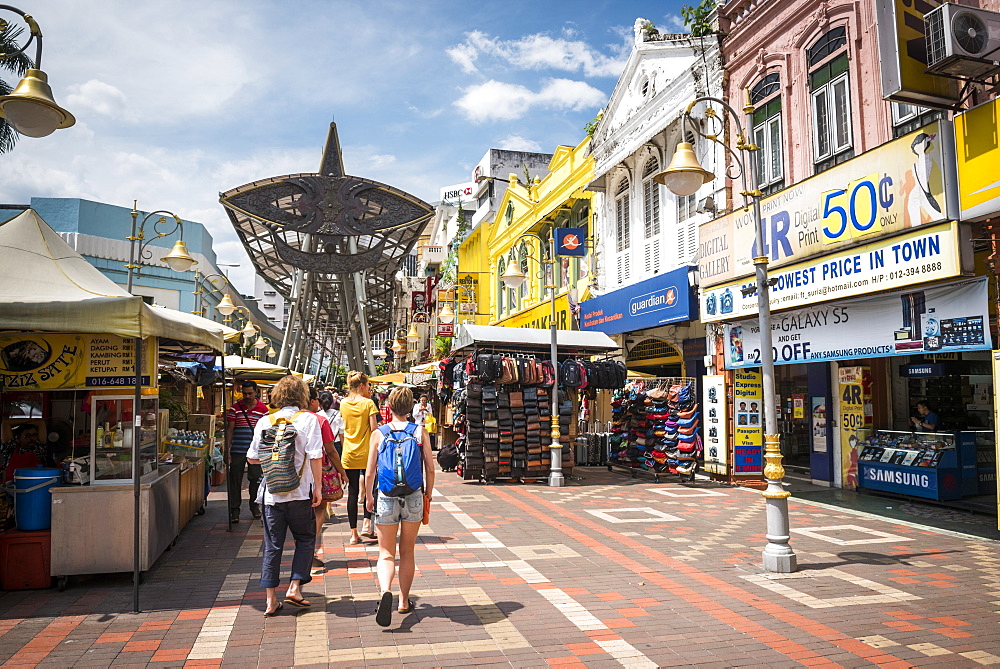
[13,467,62,531]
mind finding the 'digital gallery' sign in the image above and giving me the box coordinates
[723,277,989,369]
[698,121,954,288]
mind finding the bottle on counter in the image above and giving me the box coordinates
[113,422,124,448]
[95,424,105,449]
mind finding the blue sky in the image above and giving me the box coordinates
[0,0,693,294]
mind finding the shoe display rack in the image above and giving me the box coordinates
[608,378,701,483]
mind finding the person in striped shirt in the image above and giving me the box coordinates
[225,380,270,523]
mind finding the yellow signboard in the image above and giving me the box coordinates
[838,366,869,491]
[494,293,572,330]
[955,98,1000,221]
[0,334,157,390]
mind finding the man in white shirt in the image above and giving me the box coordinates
[411,395,430,426]
[247,376,324,617]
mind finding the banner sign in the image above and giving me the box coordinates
[554,228,587,257]
[732,369,763,475]
[701,222,969,323]
[839,366,868,491]
[955,98,1000,221]
[495,293,572,330]
[723,277,990,369]
[698,121,953,288]
[580,266,694,335]
[875,0,961,109]
[703,375,728,475]
[437,324,454,336]
[0,334,156,390]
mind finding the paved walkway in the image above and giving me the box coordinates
[1,467,999,667]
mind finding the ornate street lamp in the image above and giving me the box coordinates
[125,201,197,293]
[0,6,74,138]
[657,93,797,573]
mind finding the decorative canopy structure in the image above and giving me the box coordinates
[220,124,433,373]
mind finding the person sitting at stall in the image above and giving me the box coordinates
[911,402,940,433]
[1,424,52,483]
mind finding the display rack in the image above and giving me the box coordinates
[607,377,701,484]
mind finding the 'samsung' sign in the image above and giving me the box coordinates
[864,469,930,488]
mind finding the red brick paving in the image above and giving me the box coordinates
[0,469,997,667]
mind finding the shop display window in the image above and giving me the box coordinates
[89,395,158,485]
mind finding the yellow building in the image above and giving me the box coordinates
[452,215,492,326]
[486,138,596,328]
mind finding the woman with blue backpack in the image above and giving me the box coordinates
[364,386,434,627]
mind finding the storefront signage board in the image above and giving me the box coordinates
[955,98,1000,221]
[701,222,968,323]
[732,369,763,475]
[838,366,868,491]
[494,293,571,330]
[580,267,694,335]
[703,375,727,475]
[875,0,961,109]
[723,277,990,369]
[698,121,953,288]
[0,334,156,390]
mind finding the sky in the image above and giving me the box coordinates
[0,0,693,296]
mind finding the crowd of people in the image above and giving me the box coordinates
[225,373,435,625]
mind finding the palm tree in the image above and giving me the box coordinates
[0,20,35,154]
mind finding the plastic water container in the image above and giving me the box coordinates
[13,467,62,531]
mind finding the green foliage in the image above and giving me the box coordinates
[0,22,32,155]
[681,0,717,38]
[583,112,601,138]
[159,387,188,424]
[434,336,453,359]
[375,361,391,376]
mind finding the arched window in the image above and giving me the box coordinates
[507,249,518,313]
[497,257,506,316]
[808,26,852,170]
[503,202,514,226]
[750,72,783,191]
[540,223,553,300]
[615,177,630,253]
[518,242,529,303]
[642,157,660,239]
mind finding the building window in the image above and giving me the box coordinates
[616,254,630,284]
[540,224,552,301]
[503,202,514,226]
[518,242,529,303]
[808,28,852,171]
[891,101,944,139]
[497,257,506,316]
[677,192,697,222]
[751,73,783,192]
[642,157,660,239]
[264,290,276,296]
[507,250,518,312]
[615,177,630,252]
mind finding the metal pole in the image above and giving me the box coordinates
[126,201,139,293]
[279,234,310,367]
[547,235,564,487]
[132,336,142,613]
[348,237,377,375]
[742,104,797,573]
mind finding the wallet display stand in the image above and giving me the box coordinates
[607,377,701,483]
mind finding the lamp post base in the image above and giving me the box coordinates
[548,470,565,487]
[762,546,798,573]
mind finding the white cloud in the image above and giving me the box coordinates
[65,80,128,119]
[496,135,542,152]
[447,30,628,77]
[455,78,606,123]
[664,14,687,32]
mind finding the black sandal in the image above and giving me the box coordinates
[397,599,414,614]
[264,602,283,617]
[375,591,393,627]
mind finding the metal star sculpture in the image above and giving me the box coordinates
[220,124,433,274]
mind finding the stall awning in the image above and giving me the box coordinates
[218,355,291,380]
[369,372,405,384]
[452,325,619,353]
[0,209,224,351]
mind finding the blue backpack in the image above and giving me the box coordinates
[376,423,423,497]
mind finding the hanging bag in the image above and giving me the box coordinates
[258,411,308,495]
[321,454,344,502]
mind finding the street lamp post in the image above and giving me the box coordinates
[656,94,797,573]
[125,201,197,294]
[500,231,564,487]
[193,264,239,317]
[0,5,75,138]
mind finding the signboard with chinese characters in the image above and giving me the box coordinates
[723,277,989,369]
[0,334,156,390]
[698,122,954,288]
[703,375,727,475]
[732,369,763,475]
[700,222,969,323]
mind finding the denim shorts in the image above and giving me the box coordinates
[375,490,423,525]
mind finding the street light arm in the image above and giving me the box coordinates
[0,5,43,68]
[682,96,758,201]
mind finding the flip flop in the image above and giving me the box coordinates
[347,537,363,545]
[284,596,311,608]
[375,591,393,627]
[361,531,377,540]
[397,599,414,614]
[264,602,283,617]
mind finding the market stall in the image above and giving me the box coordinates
[0,209,226,605]
[441,325,619,482]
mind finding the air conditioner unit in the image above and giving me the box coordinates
[925,3,1000,81]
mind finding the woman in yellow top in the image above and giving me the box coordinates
[340,371,380,544]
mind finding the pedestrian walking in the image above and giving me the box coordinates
[224,380,269,523]
[366,386,434,627]
[339,371,380,544]
[246,375,324,617]
[308,388,348,569]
